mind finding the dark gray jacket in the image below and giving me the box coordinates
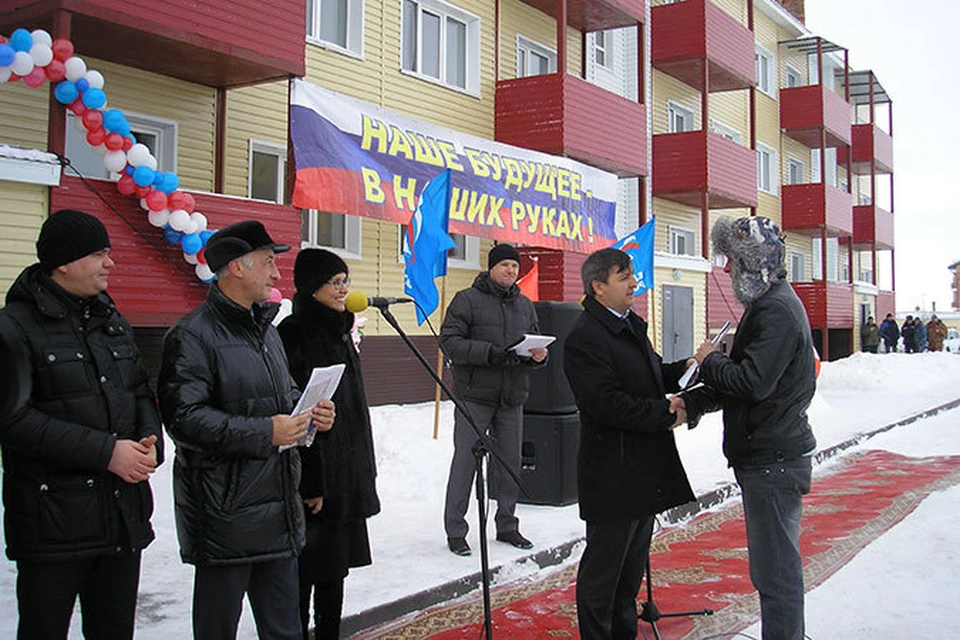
[158,284,304,566]
[439,272,543,408]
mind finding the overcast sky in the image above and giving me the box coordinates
[804,0,960,313]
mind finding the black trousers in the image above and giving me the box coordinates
[299,579,344,640]
[576,517,655,640]
[193,558,301,640]
[16,551,142,640]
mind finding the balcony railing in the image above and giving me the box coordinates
[853,204,894,250]
[652,131,757,208]
[781,183,852,237]
[791,281,854,328]
[496,73,648,177]
[850,123,893,175]
[780,84,852,148]
[651,0,755,92]
[517,0,645,30]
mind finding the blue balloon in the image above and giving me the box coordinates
[114,121,131,136]
[103,109,126,132]
[9,29,32,53]
[75,78,90,93]
[162,225,183,245]
[159,173,180,194]
[0,44,14,67]
[124,165,135,176]
[133,165,155,187]
[81,87,106,109]
[200,230,215,246]
[181,233,203,255]
[152,171,165,186]
[53,81,78,105]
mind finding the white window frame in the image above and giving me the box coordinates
[516,35,557,77]
[755,45,776,96]
[302,209,362,258]
[669,226,696,257]
[789,251,805,282]
[786,156,805,185]
[248,140,286,204]
[65,111,178,180]
[668,101,694,133]
[591,31,612,70]
[710,119,742,144]
[401,0,481,96]
[756,142,777,195]
[306,0,364,58]
[785,64,802,88]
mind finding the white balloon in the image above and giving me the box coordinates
[91,143,107,157]
[11,51,35,76]
[64,56,87,82]
[183,252,199,265]
[189,212,208,232]
[140,198,151,211]
[127,143,152,167]
[181,220,198,236]
[195,263,215,281]
[103,150,127,173]
[145,155,158,171]
[84,70,104,90]
[168,209,191,231]
[0,67,11,83]
[148,209,170,228]
[29,44,53,68]
[30,30,52,47]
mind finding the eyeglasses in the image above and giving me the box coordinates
[325,277,351,290]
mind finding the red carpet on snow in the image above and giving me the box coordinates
[355,450,960,639]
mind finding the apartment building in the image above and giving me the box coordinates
[0,0,895,402]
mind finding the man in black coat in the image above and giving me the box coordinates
[159,221,335,640]
[0,210,162,639]
[563,247,694,640]
[879,313,900,353]
[677,216,817,640]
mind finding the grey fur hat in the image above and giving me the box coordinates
[712,216,786,306]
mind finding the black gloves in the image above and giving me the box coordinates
[488,347,520,367]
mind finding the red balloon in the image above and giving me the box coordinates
[44,60,66,82]
[51,39,74,62]
[117,174,136,196]
[182,193,196,214]
[134,185,152,199]
[23,67,47,88]
[69,98,88,116]
[121,137,133,151]
[146,190,168,212]
[104,133,124,151]
[7,73,20,83]
[86,127,106,147]
[82,109,104,131]
[167,191,187,211]
[196,248,206,265]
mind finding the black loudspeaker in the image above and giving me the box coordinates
[525,301,581,415]
[519,412,580,506]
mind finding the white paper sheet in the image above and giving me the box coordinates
[279,363,345,451]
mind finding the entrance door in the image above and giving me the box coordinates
[662,285,694,362]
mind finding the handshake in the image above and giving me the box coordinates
[668,394,687,430]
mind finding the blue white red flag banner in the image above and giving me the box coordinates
[403,170,456,325]
[611,216,655,295]
[290,80,619,253]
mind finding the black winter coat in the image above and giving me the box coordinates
[277,294,380,524]
[563,296,695,524]
[682,279,817,467]
[439,273,544,408]
[158,284,304,566]
[0,265,162,562]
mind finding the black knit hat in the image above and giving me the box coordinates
[294,248,348,295]
[36,209,111,270]
[205,220,290,273]
[488,243,521,269]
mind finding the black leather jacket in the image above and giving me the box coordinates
[0,265,162,561]
[158,284,304,565]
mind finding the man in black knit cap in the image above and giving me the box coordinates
[439,243,547,556]
[0,209,163,639]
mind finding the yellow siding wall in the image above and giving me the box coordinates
[224,81,289,199]
[0,83,48,150]
[499,0,583,80]
[652,71,700,134]
[0,183,48,301]
[653,200,700,255]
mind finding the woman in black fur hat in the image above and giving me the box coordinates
[277,249,381,640]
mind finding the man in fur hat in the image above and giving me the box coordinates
[675,216,817,640]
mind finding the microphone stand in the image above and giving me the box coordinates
[375,304,526,640]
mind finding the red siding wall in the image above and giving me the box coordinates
[791,281,854,328]
[851,124,893,174]
[853,205,894,250]
[782,183,852,236]
[780,85,851,148]
[707,267,743,328]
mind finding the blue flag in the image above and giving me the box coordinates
[611,216,656,295]
[404,170,457,324]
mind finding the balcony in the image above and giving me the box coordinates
[651,0,755,92]
[850,123,893,175]
[780,85,852,149]
[853,204,894,250]
[0,0,305,88]
[50,176,300,325]
[518,0,645,30]
[781,183,852,237]
[652,131,757,208]
[496,74,647,177]
[791,281,854,328]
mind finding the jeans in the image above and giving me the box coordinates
[735,457,812,640]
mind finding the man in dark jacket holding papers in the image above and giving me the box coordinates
[439,243,547,556]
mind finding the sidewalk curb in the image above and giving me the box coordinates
[342,398,960,637]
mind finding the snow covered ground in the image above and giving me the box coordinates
[1,351,959,638]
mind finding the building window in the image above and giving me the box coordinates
[65,112,177,180]
[756,142,777,194]
[668,101,694,133]
[669,227,696,257]
[307,0,364,57]
[302,210,362,256]
[249,140,286,203]
[592,31,611,69]
[787,157,805,185]
[789,252,805,282]
[710,120,742,143]
[401,0,480,94]
[785,64,802,88]
[755,45,775,96]
[517,36,556,77]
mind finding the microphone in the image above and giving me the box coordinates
[345,290,414,313]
